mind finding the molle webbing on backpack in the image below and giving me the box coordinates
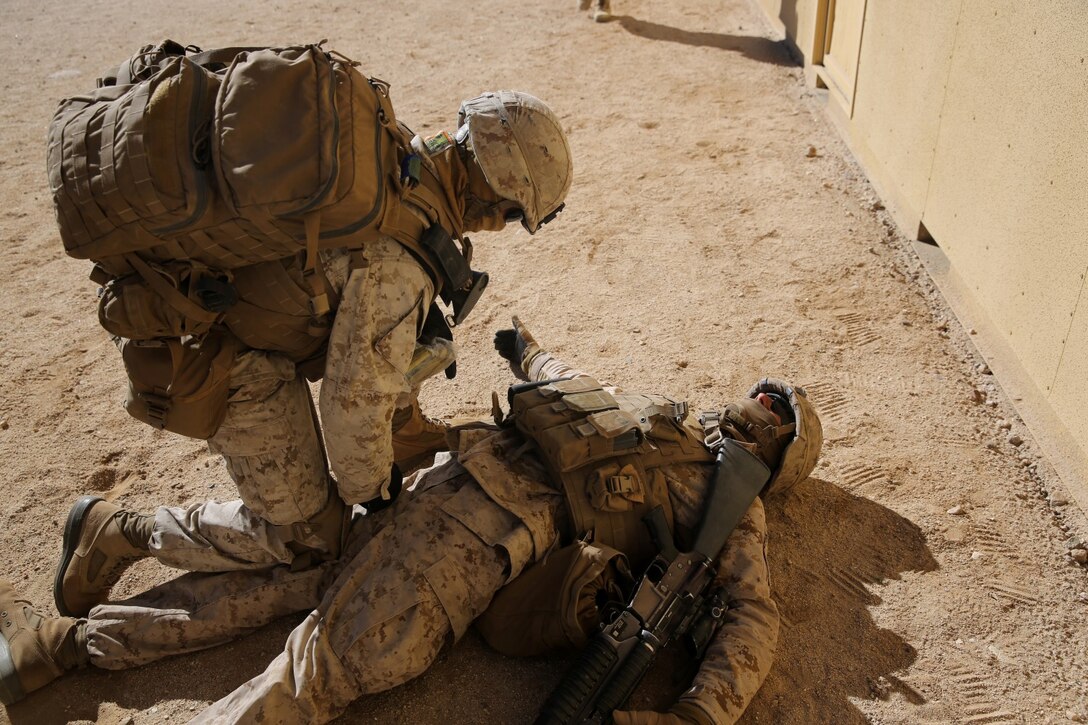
[51,41,472,363]
[49,43,405,271]
[510,378,714,568]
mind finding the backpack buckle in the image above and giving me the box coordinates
[139,393,171,429]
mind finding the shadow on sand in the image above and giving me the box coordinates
[745,477,937,723]
[614,15,799,67]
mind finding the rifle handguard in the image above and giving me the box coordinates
[535,637,620,725]
[592,638,657,717]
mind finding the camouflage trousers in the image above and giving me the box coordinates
[150,238,433,572]
[85,459,547,724]
[82,451,776,724]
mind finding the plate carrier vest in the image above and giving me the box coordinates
[509,377,715,569]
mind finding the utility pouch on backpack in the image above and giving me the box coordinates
[49,54,222,262]
[119,331,239,439]
[49,41,405,271]
[98,261,230,340]
[220,256,332,362]
[476,540,632,657]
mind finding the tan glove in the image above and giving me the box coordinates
[611,711,696,725]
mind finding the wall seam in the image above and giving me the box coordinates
[846,0,870,119]
[1048,262,1088,396]
[919,0,967,227]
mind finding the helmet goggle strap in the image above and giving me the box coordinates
[534,202,564,231]
[512,201,565,234]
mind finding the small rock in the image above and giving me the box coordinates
[870,201,885,211]
[972,389,986,404]
[676,360,689,369]
[632,328,641,334]
[806,146,819,158]
[948,505,965,515]
[0,419,7,430]
[971,551,984,560]
[1071,548,1088,564]
[1051,496,1069,507]
[1068,710,1085,723]
[998,419,1012,430]
[977,363,991,374]
[1007,434,1023,446]
[1078,592,1088,604]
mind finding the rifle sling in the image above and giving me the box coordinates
[692,438,771,560]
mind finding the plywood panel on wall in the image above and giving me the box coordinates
[848,0,961,227]
[821,0,866,101]
[921,0,1088,390]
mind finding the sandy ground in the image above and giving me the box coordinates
[1,0,1087,723]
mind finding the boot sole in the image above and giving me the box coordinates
[53,495,105,618]
[0,626,24,705]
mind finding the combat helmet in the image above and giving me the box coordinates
[456,91,573,233]
[746,377,823,498]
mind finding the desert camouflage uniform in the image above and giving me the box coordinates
[137,89,573,573]
[81,353,778,725]
[149,236,433,571]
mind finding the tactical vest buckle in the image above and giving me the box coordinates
[698,411,724,451]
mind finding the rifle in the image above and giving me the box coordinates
[535,438,770,725]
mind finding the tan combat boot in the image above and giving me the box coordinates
[53,496,153,618]
[0,580,87,705]
[391,399,452,470]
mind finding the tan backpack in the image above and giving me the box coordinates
[48,40,434,436]
[49,40,405,319]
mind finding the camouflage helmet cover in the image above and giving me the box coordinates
[457,91,573,233]
[746,377,823,498]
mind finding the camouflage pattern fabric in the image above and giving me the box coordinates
[189,466,538,723]
[86,561,331,668]
[83,454,775,725]
[81,351,778,724]
[320,236,433,505]
[150,497,337,571]
[673,497,778,725]
[143,237,433,570]
[208,349,327,525]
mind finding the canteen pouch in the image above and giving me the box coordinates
[476,540,632,657]
[119,331,239,438]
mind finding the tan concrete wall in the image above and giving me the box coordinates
[753,0,1088,471]
[848,0,960,229]
[923,0,1088,405]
